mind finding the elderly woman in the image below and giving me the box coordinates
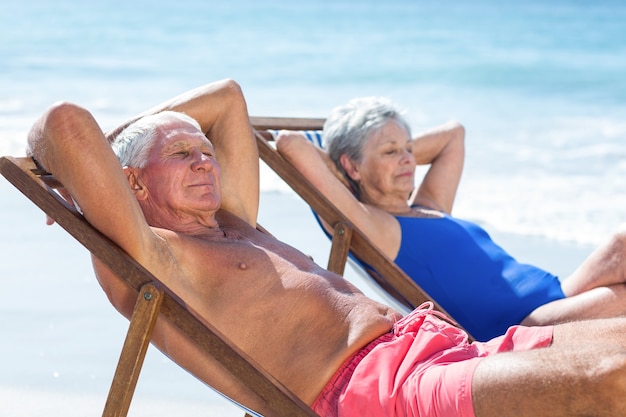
[276,96,626,341]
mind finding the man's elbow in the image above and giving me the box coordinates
[211,78,246,106]
[28,101,92,162]
[42,102,93,139]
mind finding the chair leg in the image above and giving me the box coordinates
[327,221,353,276]
[102,283,164,417]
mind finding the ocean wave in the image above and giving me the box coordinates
[454,173,624,246]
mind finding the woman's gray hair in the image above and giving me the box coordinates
[112,111,202,168]
[322,97,410,197]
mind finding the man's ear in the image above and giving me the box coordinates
[123,167,147,200]
[339,154,360,181]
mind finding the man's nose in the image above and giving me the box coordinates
[191,150,213,171]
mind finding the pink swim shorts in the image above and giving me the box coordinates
[312,303,554,417]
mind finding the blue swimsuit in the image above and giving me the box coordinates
[394,213,565,341]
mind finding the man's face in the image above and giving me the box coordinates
[134,119,222,229]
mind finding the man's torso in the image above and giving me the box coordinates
[93,209,398,409]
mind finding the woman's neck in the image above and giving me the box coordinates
[360,192,410,215]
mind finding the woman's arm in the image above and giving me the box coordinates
[410,120,465,213]
[275,130,401,258]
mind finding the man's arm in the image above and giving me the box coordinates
[106,79,259,226]
[409,120,465,214]
[27,102,158,267]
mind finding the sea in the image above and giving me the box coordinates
[0,0,625,415]
[2,0,625,246]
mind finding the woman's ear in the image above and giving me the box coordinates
[339,154,361,181]
[123,167,147,200]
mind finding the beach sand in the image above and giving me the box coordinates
[0,172,593,416]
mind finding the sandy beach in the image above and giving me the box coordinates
[0,168,594,416]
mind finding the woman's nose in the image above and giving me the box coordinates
[401,148,414,163]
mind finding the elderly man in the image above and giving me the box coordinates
[26,79,626,417]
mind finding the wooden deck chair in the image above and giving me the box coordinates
[0,155,319,417]
[251,117,474,341]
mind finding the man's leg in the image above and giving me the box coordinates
[472,318,626,417]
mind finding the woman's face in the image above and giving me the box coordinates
[351,120,416,204]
